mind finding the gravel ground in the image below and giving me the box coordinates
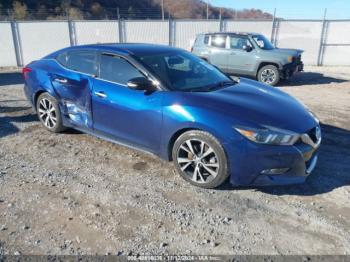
[0,66,350,256]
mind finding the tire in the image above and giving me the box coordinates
[36,93,65,133]
[257,65,280,86]
[172,130,229,189]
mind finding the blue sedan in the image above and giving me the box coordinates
[23,43,321,188]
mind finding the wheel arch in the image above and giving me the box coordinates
[33,90,47,110]
[256,61,281,76]
[33,88,58,110]
[167,127,201,161]
[166,121,229,161]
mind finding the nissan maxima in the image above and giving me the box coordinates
[23,44,321,188]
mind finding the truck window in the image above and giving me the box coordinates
[204,35,209,45]
[229,36,252,50]
[211,35,226,48]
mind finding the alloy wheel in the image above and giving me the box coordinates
[177,139,219,184]
[260,69,276,84]
[38,98,57,128]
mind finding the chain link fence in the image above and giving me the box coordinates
[1,18,350,67]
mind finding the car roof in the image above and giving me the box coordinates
[201,32,259,36]
[62,43,180,56]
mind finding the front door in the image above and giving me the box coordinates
[92,53,163,152]
[227,35,256,76]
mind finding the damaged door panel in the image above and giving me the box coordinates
[50,50,98,129]
[51,73,93,128]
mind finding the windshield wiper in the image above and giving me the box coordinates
[185,79,239,92]
[205,80,238,91]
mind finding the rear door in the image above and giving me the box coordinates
[227,35,256,75]
[91,53,163,152]
[207,35,229,71]
[51,50,97,129]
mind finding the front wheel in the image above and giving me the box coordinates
[172,130,229,189]
[257,65,280,86]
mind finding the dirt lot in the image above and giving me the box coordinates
[0,67,350,256]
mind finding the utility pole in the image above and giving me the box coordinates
[317,8,328,66]
[161,0,165,20]
[206,0,209,20]
[219,8,222,20]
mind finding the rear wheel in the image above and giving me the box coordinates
[172,130,229,189]
[257,65,280,86]
[36,93,65,133]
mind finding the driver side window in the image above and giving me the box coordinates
[229,36,252,50]
[99,54,144,85]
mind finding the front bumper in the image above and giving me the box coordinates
[281,60,304,79]
[224,138,319,186]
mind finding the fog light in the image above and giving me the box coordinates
[261,168,290,175]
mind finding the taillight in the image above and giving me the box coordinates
[22,67,32,79]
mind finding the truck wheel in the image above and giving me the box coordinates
[257,65,280,86]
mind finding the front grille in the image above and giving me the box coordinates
[293,55,302,65]
[297,55,301,64]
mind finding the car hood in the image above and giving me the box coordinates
[185,78,317,133]
[270,48,304,57]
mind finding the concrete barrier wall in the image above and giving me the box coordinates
[225,21,273,37]
[74,20,119,45]
[1,19,350,67]
[0,22,17,67]
[175,20,220,50]
[17,21,70,65]
[124,20,169,45]
[322,21,350,66]
[277,21,323,65]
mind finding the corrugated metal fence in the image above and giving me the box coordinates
[1,19,350,67]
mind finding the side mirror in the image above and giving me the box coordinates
[243,45,253,52]
[127,77,156,93]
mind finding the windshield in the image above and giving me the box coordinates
[136,51,233,92]
[252,34,275,50]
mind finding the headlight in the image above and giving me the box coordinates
[234,126,300,146]
[287,56,293,63]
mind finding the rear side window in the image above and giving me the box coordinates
[56,52,68,66]
[211,35,226,48]
[99,54,144,85]
[65,51,97,75]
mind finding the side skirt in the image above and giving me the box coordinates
[63,121,166,161]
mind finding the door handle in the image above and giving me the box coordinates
[95,91,107,98]
[54,78,68,84]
